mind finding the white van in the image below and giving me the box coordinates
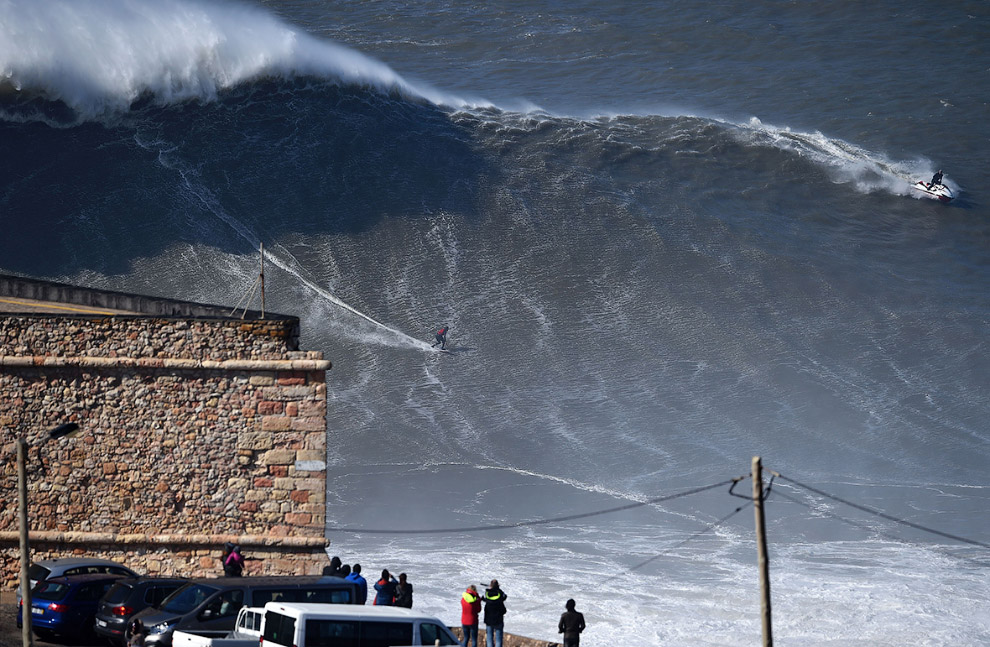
[260,602,460,647]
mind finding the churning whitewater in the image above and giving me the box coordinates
[2,0,988,645]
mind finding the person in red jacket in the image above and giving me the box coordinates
[459,584,481,647]
[431,325,449,350]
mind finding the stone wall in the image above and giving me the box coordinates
[1,316,299,361]
[0,313,332,588]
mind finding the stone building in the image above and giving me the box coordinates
[0,274,331,589]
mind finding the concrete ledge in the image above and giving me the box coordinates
[0,532,327,549]
[0,273,289,321]
[0,356,331,371]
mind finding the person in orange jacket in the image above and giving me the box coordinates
[373,569,398,605]
[459,584,482,647]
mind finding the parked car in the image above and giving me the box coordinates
[16,557,139,628]
[16,557,139,608]
[18,573,129,641]
[130,576,359,647]
[95,577,189,645]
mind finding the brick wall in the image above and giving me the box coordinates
[0,314,332,588]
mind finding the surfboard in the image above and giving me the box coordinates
[912,181,954,203]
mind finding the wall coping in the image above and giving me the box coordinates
[0,273,292,321]
[0,356,331,371]
[0,532,327,549]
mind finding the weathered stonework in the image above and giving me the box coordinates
[0,279,332,589]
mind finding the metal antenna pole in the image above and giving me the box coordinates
[259,243,266,318]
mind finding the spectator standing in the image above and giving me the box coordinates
[127,619,146,647]
[558,599,586,647]
[373,569,398,606]
[222,544,244,577]
[482,579,507,647]
[322,555,344,577]
[346,564,368,604]
[459,584,482,647]
[394,573,414,608]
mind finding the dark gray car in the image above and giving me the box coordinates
[94,577,188,645]
[129,576,359,647]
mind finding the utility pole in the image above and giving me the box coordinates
[17,424,78,647]
[18,439,33,647]
[752,455,773,647]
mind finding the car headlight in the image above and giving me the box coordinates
[150,621,177,635]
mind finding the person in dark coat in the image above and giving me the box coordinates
[127,619,146,647]
[930,169,944,187]
[221,542,235,573]
[346,564,368,604]
[483,579,507,647]
[394,573,413,608]
[558,599,586,647]
[373,569,398,606]
[322,555,345,577]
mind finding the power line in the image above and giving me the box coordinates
[326,478,742,535]
[775,473,990,550]
[773,489,990,567]
[625,501,752,573]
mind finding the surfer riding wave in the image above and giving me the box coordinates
[431,325,449,350]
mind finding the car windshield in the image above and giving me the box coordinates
[34,581,70,601]
[27,564,51,581]
[160,583,219,614]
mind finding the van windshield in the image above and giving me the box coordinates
[421,623,458,646]
[253,588,353,606]
[160,583,220,614]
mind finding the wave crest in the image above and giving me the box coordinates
[0,0,469,120]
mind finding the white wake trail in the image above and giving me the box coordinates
[723,116,951,197]
[170,164,429,350]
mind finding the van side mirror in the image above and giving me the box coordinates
[200,609,213,619]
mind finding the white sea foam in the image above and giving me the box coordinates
[1,0,950,209]
[721,116,955,198]
[326,506,990,646]
[0,0,477,117]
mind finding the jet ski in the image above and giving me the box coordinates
[912,180,954,202]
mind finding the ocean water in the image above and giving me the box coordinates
[2,1,989,644]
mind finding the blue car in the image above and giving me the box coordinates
[19,572,129,640]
